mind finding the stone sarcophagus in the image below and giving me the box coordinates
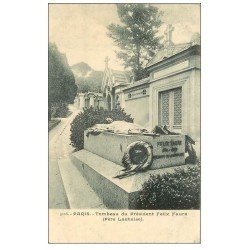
[84,131,185,169]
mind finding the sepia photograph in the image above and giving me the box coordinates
[48,3,201,243]
[3,0,250,248]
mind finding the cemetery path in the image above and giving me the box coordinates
[49,106,106,209]
[49,115,72,209]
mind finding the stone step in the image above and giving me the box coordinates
[71,149,189,209]
[58,158,106,209]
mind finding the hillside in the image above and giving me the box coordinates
[71,62,103,92]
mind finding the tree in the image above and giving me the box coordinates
[107,4,163,81]
[48,43,77,120]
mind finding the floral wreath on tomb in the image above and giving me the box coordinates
[114,141,153,179]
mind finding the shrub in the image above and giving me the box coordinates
[70,107,134,150]
[136,165,200,209]
[48,103,52,121]
[51,102,70,118]
[48,119,61,131]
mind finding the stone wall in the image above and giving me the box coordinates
[124,96,149,128]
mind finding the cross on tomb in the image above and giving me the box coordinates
[104,56,110,68]
[164,24,174,46]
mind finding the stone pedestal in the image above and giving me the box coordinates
[71,132,186,209]
[71,149,189,209]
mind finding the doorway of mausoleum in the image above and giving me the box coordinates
[158,87,182,133]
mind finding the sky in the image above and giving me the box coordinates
[49,4,200,71]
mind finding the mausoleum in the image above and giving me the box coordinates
[102,25,200,146]
[101,57,131,110]
[74,91,105,110]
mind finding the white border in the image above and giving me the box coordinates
[1,0,250,249]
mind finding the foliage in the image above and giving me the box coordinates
[136,165,200,209]
[48,119,61,131]
[107,4,163,81]
[70,107,134,150]
[75,71,103,93]
[51,102,70,118]
[71,62,103,92]
[49,43,77,120]
[48,102,52,121]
